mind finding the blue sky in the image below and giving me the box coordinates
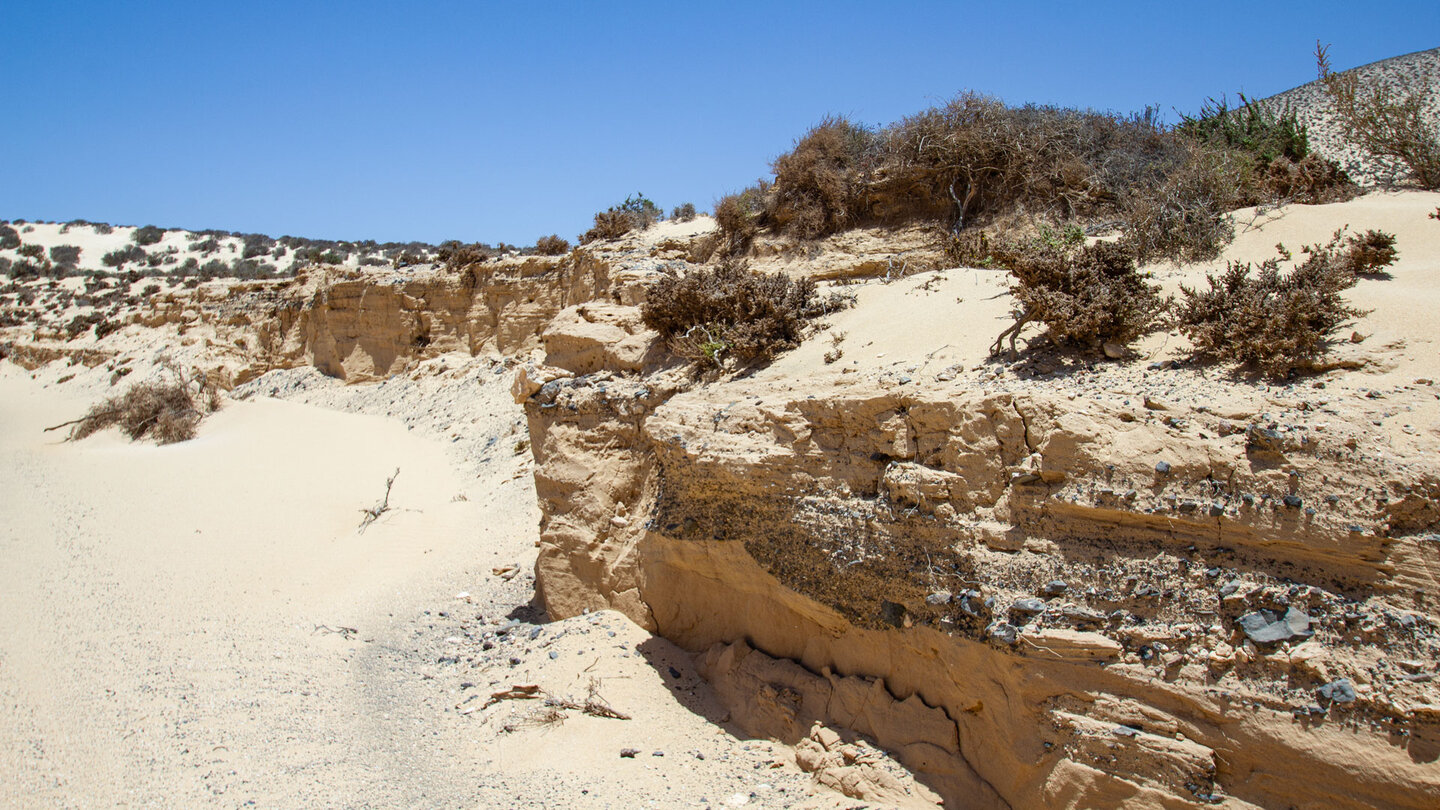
[2,1,1434,245]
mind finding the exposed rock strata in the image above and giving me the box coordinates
[520,337,1440,808]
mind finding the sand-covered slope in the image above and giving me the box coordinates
[0,355,929,809]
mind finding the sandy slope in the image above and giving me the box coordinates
[0,360,902,809]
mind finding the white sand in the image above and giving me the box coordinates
[0,362,873,808]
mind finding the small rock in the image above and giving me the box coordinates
[988,622,1019,645]
[548,651,559,660]
[1237,607,1313,644]
[925,591,953,606]
[619,748,640,758]
[1102,342,1125,359]
[1155,461,1171,474]
[1040,580,1068,596]
[1282,495,1303,509]
[1011,598,1047,615]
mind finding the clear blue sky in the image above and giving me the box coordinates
[2,1,1434,245]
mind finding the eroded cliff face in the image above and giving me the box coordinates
[520,314,1440,808]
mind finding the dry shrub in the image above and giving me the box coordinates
[1341,229,1397,275]
[436,240,491,269]
[747,94,1251,263]
[988,237,1166,356]
[581,209,634,243]
[712,182,770,252]
[534,234,571,255]
[1255,154,1357,204]
[670,202,697,222]
[71,365,220,444]
[768,116,876,238]
[1176,230,1395,376]
[641,257,843,368]
[1318,43,1440,189]
[1119,141,1246,263]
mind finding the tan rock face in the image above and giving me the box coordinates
[124,253,616,384]
[520,371,1440,809]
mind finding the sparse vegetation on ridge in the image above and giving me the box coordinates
[580,193,662,244]
[535,234,571,255]
[1318,43,1440,189]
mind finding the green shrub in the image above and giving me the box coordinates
[241,234,276,259]
[640,257,845,369]
[1177,93,1357,205]
[1178,93,1309,164]
[1317,43,1440,189]
[102,245,148,268]
[0,225,19,250]
[49,244,82,269]
[132,225,164,246]
[18,243,44,259]
[579,193,662,244]
[535,234,570,255]
[670,202,698,222]
[1176,230,1393,376]
[987,238,1166,356]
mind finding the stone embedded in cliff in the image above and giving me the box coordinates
[988,622,1019,645]
[541,303,660,375]
[879,600,909,627]
[510,362,572,404]
[1041,580,1068,596]
[956,589,987,618]
[1317,678,1357,704]
[1237,607,1313,644]
[925,591,953,606]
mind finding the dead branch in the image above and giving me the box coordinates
[990,310,1036,358]
[357,467,400,532]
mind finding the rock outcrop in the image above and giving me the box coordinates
[518,194,1440,810]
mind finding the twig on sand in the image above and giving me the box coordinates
[484,684,543,708]
[44,411,121,433]
[481,679,630,720]
[358,468,400,532]
[313,624,358,639]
